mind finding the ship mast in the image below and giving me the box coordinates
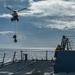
[61,35,72,51]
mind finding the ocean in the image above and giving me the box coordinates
[0,48,55,63]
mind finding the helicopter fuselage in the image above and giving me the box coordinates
[11,11,19,21]
[6,7,27,22]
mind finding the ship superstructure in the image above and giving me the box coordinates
[54,35,75,73]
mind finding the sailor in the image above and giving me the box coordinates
[56,44,61,51]
[55,44,61,58]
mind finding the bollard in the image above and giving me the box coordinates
[24,54,28,61]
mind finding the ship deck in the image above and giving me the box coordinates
[0,60,54,75]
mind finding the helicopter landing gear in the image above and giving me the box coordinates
[11,18,19,22]
[11,18,14,21]
[13,34,17,43]
[17,18,19,21]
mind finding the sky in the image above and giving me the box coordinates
[0,0,75,49]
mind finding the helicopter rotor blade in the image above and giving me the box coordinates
[17,7,27,12]
[6,7,14,12]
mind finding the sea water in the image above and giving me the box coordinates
[0,48,55,63]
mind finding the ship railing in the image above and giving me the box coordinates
[0,50,55,67]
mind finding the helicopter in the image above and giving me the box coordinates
[6,7,27,21]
